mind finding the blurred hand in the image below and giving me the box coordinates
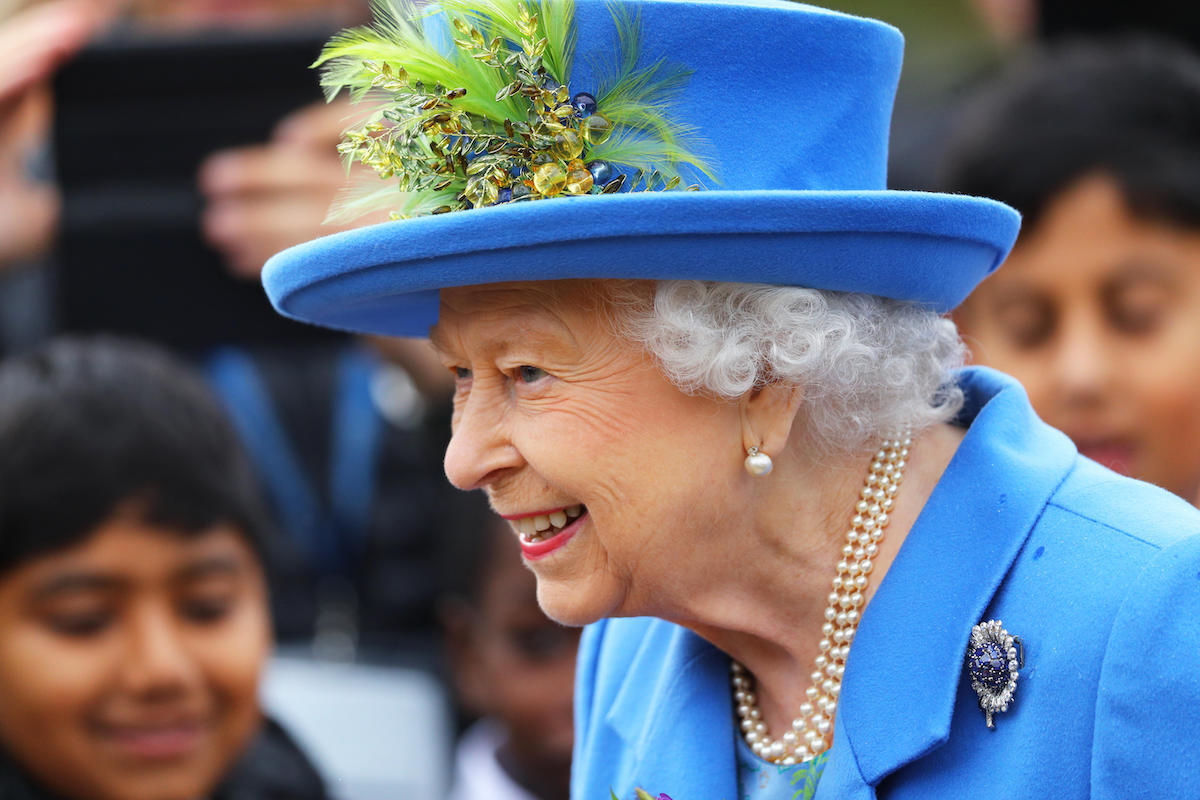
[199,100,387,279]
[0,0,99,119]
[0,0,120,267]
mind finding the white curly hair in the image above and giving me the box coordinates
[610,280,966,454]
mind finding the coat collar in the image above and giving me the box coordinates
[605,619,739,799]
[600,368,1077,799]
[832,367,1077,790]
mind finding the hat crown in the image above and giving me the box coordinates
[563,0,904,191]
[263,0,1019,337]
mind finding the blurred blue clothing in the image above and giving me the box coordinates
[573,367,1200,800]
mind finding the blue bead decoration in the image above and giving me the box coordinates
[510,164,528,178]
[496,187,513,204]
[512,183,532,201]
[969,642,1008,692]
[572,92,598,117]
[965,619,1022,729]
[586,160,613,186]
[542,74,562,92]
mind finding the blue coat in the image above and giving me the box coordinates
[572,367,1200,800]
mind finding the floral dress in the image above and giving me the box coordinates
[734,733,828,800]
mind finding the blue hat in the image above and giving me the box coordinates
[263,0,1020,337]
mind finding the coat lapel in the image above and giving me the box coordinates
[605,620,739,800]
[828,368,1077,793]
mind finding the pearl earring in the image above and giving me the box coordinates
[744,446,773,476]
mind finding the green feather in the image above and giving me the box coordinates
[592,3,716,179]
[588,127,716,183]
[537,0,576,84]
[315,0,522,122]
[325,180,461,223]
[433,0,576,83]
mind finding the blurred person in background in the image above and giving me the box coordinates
[941,37,1200,507]
[0,0,458,663]
[0,0,111,276]
[0,336,328,800]
[440,498,577,800]
[821,0,1198,192]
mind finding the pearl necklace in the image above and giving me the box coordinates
[731,432,911,765]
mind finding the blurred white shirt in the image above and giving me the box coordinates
[446,720,537,800]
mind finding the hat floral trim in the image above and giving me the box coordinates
[314,0,716,221]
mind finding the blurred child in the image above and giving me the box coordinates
[941,37,1200,506]
[441,503,579,800]
[0,337,327,800]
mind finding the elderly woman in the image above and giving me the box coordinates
[263,0,1200,797]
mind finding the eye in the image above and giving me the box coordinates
[1106,280,1170,336]
[993,297,1055,350]
[46,613,112,638]
[180,597,234,624]
[453,366,471,380]
[516,365,549,383]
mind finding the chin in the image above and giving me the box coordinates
[535,579,620,628]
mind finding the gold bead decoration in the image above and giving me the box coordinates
[564,159,594,194]
[549,127,584,161]
[463,176,500,207]
[581,112,613,145]
[533,161,568,196]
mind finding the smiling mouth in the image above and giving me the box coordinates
[507,504,585,544]
[97,722,206,761]
[1075,440,1135,475]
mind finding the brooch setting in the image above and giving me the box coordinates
[966,619,1023,729]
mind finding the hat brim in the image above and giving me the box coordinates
[263,190,1019,337]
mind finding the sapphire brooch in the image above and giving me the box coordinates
[966,619,1023,729]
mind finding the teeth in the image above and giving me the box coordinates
[511,505,586,546]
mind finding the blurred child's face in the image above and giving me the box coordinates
[0,515,271,800]
[449,531,580,800]
[957,173,1200,503]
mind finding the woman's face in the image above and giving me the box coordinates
[0,516,270,800]
[432,280,746,625]
[957,173,1200,503]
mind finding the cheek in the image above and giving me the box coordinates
[0,629,115,796]
[0,629,112,730]
[198,600,272,710]
[1124,330,1200,475]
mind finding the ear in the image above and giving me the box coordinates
[739,382,805,459]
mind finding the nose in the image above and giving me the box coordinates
[443,387,524,490]
[120,605,199,699]
[1052,308,1113,408]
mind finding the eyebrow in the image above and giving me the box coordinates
[1105,259,1177,287]
[173,555,243,582]
[429,319,580,360]
[28,556,244,602]
[30,573,125,601]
